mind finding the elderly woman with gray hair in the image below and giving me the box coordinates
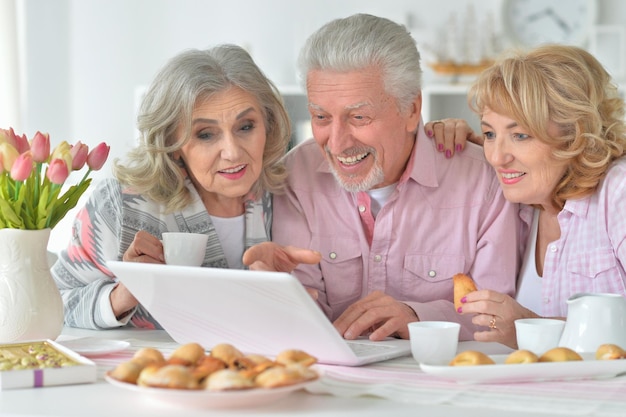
[52,45,313,330]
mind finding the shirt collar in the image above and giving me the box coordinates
[400,120,439,188]
[563,195,590,218]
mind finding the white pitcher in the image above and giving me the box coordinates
[559,293,626,353]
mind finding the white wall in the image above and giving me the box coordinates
[16,0,626,159]
[9,0,626,251]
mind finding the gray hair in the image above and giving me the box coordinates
[114,45,290,213]
[298,13,422,111]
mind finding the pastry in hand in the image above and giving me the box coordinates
[505,349,539,364]
[538,347,583,362]
[449,350,495,366]
[595,343,626,360]
[453,273,477,310]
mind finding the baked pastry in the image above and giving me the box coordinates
[191,355,227,381]
[595,343,626,360]
[210,343,244,367]
[255,363,318,388]
[107,342,318,391]
[449,350,495,366]
[168,342,206,366]
[275,349,318,367]
[453,273,477,310]
[132,347,166,366]
[205,369,255,391]
[137,364,199,389]
[108,360,145,384]
[538,347,583,362]
[504,349,539,364]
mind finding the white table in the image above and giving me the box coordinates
[0,327,609,417]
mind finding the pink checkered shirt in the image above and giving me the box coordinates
[541,157,626,316]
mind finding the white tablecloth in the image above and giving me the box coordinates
[74,333,626,417]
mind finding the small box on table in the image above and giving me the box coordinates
[0,339,96,390]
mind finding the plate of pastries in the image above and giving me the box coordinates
[420,344,626,384]
[105,342,319,408]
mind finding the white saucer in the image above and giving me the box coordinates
[57,337,130,357]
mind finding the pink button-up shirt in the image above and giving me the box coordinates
[273,123,521,340]
[541,158,626,316]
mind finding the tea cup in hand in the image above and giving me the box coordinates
[408,321,460,365]
[162,232,208,266]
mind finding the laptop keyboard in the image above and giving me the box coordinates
[347,341,394,356]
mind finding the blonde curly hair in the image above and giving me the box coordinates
[469,44,626,210]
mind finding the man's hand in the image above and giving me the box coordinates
[242,242,322,272]
[333,291,418,340]
[424,118,483,157]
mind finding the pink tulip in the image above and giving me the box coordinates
[70,141,89,170]
[86,142,110,171]
[7,128,30,154]
[30,131,50,163]
[0,142,20,172]
[46,158,70,184]
[10,152,34,181]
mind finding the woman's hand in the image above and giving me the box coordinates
[458,289,539,348]
[123,230,165,264]
[424,118,484,158]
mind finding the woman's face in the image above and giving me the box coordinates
[176,87,267,214]
[481,108,568,210]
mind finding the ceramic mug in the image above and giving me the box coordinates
[408,321,460,365]
[515,318,565,355]
[162,232,208,266]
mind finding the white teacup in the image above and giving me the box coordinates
[515,318,565,355]
[408,321,460,365]
[162,232,208,266]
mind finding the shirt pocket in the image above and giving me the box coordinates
[316,237,363,307]
[402,254,467,297]
[567,248,619,279]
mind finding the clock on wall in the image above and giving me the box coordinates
[502,0,598,47]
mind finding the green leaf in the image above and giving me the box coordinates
[0,198,24,229]
[46,179,91,229]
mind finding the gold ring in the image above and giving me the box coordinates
[489,316,497,329]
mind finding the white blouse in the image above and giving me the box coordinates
[516,208,543,315]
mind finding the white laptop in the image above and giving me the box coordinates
[107,261,410,366]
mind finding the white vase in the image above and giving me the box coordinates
[0,228,64,342]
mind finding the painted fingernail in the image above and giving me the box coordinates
[427,130,433,137]
[445,149,451,158]
[456,144,463,152]
[457,306,463,313]
[461,296,467,303]
[437,143,444,151]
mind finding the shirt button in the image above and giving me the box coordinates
[374,255,382,262]
[428,270,436,278]
[358,205,366,213]
[543,298,550,304]
[329,252,337,260]
[550,245,557,253]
